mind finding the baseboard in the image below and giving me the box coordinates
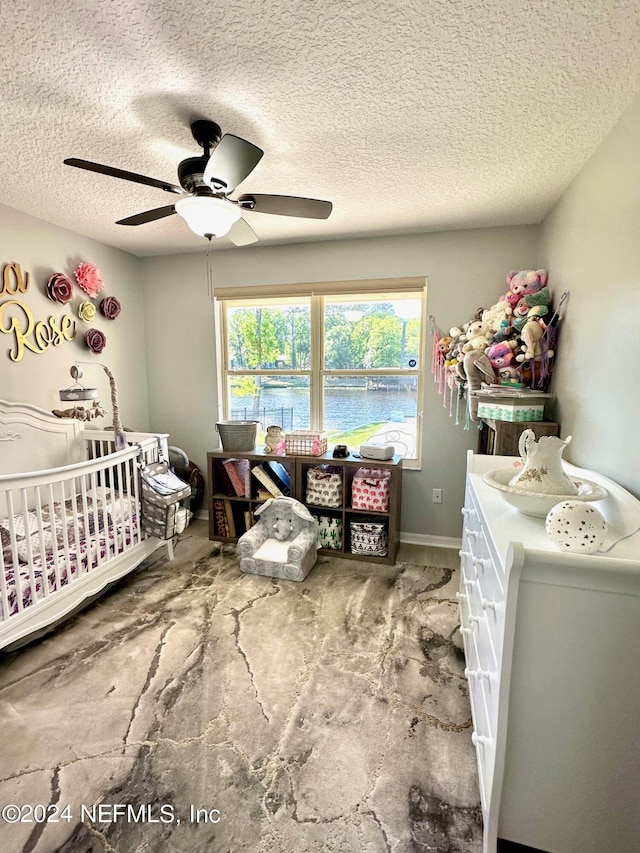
[399,532,461,549]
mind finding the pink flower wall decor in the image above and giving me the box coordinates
[85,328,107,354]
[45,273,73,304]
[74,262,104,297]
[100,296,121,320]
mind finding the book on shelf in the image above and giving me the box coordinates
[264,460,291,495]
[223,458,248,496]
[223,499,236,537]
[251,464,283,497]
[213,499,228,536]
[236,458,251,496]
[213,459,236,497]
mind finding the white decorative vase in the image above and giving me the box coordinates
[545,500,608,553]
[509,430,577,495]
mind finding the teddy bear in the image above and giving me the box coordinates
[486,340,519,370]
[505,269,548,307]
[461,318,492,354]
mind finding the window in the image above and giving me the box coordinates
[216,278,426,466]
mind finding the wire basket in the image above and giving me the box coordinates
[216,420,259,452]
[285,430,328,456]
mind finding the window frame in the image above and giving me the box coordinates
[215,277,427,469]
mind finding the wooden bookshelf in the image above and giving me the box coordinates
[207,448,403,565]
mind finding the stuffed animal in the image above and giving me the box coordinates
[495,365,521,385]
[512,287,552,332]
[444,325,468,367]
[461,319,492,354]
[505,269,548,307]
[52,400,106,421]
[516,317,550,362]
[437,335,453,357]
[457,350,496,421]
[511,297,532,325]
[486,340,518,370]
[481,298,512,333]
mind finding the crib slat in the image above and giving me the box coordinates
[68,475,83,579]
[123,456,135,548]
[19,489,40,612]
[89,470,103,570]
[0,529,10,620]
[47,483,63,593]
[6,492,23,614]
[58,480,73,584]
[32,486,49,599]
[78,475,92,574]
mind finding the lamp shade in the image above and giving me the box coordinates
[175,196,241,238]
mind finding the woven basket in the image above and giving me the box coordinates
[216,420,259,452]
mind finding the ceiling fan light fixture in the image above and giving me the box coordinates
[175,196,241,238]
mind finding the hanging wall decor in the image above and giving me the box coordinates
[74,262,104,297]
[45,273,73,304]
[100,296,121,320]
[1,262,76,361]
[77,300,96,322]
[85,327,107,354]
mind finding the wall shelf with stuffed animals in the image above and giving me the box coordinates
[429,269,568,430]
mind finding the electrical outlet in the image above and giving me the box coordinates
[432,488,442,504]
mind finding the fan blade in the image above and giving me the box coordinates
[237,194,332,219]
[227,217,259,247]
[116,205,177,226]
[64,158,183,194]
[202,135,264,192]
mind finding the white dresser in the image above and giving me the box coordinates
[458,451,640,853]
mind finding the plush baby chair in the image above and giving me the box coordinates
[237,496,319,581]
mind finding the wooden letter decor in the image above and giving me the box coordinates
[0,262,77,361]
[1,262,30,295]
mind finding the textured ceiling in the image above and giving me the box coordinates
[3,1,640,257]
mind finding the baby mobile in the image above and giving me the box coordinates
[429,269,568,429]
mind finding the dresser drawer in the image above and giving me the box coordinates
[459,572,498,662]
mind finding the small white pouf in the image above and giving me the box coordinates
[545,500,607,554]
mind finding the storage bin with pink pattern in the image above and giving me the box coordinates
[351,467,391,512]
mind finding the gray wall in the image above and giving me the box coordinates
[538,91,640,496]
[140,226,539,538]
[0,205,150,430]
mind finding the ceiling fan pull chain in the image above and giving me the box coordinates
[206,238,214,302]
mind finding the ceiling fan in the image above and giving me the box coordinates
[64,119,333,245]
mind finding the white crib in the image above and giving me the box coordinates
[0,399,174,651]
